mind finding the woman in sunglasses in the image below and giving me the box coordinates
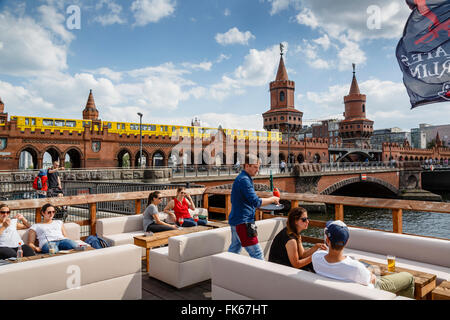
[164,187,207,227]
[268,207,327,271]
[143,191,177,233]
[0,204,35,259]
[28,203,77,254]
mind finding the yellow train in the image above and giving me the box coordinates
[10,115,282,142]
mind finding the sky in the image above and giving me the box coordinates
[0,0,449,132]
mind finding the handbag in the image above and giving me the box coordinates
[245,223,258,238]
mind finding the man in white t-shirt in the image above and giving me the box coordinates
[312,220,415,299]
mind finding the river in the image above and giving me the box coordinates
[303,191,450,240]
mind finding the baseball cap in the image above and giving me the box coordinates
[325,220,349,246]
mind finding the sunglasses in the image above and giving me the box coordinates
[0,211,10,214]
[156,197,163,200]
[300,217,310,222]
[45,210,56,214]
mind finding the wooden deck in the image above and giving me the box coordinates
[140,263,212,300]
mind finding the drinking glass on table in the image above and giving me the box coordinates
[193,215,199,223]
[178,217,184,228]
[48,242,57,255]
[387,255,396,272]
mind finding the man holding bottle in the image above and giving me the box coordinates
[228,154,280,260]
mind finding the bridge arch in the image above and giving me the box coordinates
[134,149,150,167]
[117,148,132,168]
[43,146,62,165]
[17,145,39,169]
[151,150,166,167]
[321,176,399,196]
[336,150,372,162]
[64,147,83,169]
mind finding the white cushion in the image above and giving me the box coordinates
[347,227,450,268]
[96,215,143,236]
[210,252,397,300]
[168,217,286,263]
[344,248,450,284]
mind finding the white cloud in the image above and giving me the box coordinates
[313,34,331,51]
[215,27,255,46]
[37,5,75,43]
[209,43,283,100]
[216,54,231,63]
[86,67,123,82]
[267,0,301,15]
[295,8,319,29]
[303,78,450,129]
[131,0,176,26]
[224,8,231,16]
[181,61,212,71]
[296,0,410,41]
[0,80,54,114]
[94,0,126,26]
[0,11,69,77]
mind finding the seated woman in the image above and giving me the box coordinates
[143,191,177,233]
[164,187,207,227]
[0,204,35,259]
[28,203,78,254]
[269,207,327,271]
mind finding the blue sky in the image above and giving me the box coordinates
[0,0,449,132]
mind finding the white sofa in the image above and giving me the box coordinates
[96,208,209,256]
[210,226,450,300]
[345,227,450,284]
[148,217,287,289]
[210,252,402,300]
[18,222,85,247]
[1,222,142,300]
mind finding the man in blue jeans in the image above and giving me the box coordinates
[228,154,280,260]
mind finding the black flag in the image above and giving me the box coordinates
[396,0,450,108]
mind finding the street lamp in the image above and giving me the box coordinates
[137,112,143,168]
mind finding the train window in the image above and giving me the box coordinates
[122,124,125,130]
[25,118,29,125]
[142,125,148,131]
[83,121,90,127]
[130,124,137,130]
[31,118,36,125]
[180,127,183,132]
[148,125,156,131]
[172,127,176,131]
[117,124,121,130]
[65,121,76,127]
[55,120,64,127]
[43,119,54,126]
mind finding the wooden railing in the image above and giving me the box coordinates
[203,188,450,243]
[3,187,449,243]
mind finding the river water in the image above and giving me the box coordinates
[303,191,450,240]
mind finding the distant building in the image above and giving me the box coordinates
[411,127,427,149]
[413,123,450,147]
[297,125,313,140]
[312,119,341,147]
[371,127,411,150]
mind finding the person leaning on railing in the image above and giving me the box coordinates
[268,207,327,271]
[0,204,35,259]
[27,203,77,254]
[163,187,207,227]
[143,191,177,233]
[311,220,415,299]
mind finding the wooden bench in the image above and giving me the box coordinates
[133,226,212,272]
[432,280,450,300]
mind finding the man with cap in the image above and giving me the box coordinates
[311,220,415,299]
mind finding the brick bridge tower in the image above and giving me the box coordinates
[83,89,99,120]
[339,64,373,149]
[262,44,303,142]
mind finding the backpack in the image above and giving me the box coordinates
[33,169,47,191]
[33,176,43,190]
[84,235,110,249]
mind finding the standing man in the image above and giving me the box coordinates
[228,154,280,260]
[47,160,64,196]
[280,160,286,173]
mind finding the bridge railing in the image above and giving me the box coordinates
[204,188,450,244]
[2,187,449,241]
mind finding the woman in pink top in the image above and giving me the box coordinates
[164,187,207,227]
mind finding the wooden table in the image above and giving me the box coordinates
[432,280,450,300]
[360,259,437,300]
[206,220,229,229]
[7,247,95,263]
[134,225,212,272]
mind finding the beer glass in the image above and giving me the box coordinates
[387,255,396,272]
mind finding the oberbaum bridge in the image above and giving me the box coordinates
[0,53,449,202]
